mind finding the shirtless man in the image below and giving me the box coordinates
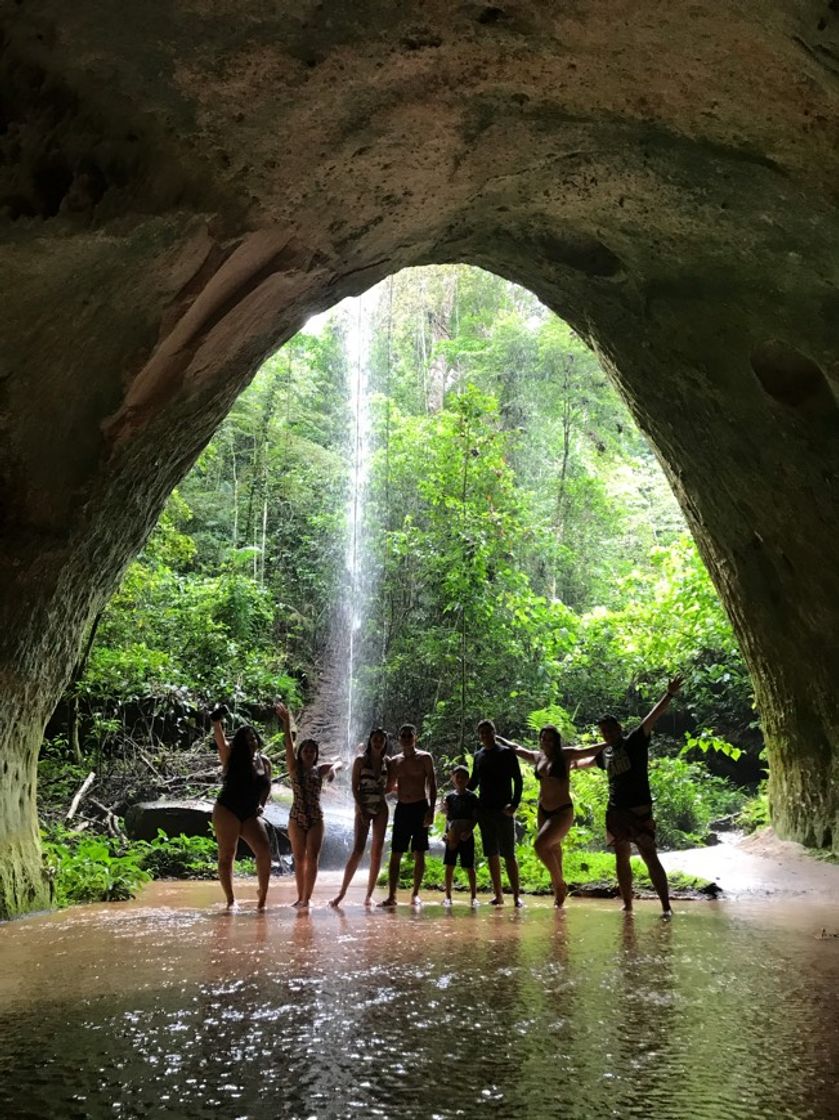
[379,724,437,908]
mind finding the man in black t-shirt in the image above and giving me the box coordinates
[576,675,683,916]
[468,719,524,907]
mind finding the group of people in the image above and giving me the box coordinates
[210,676,683,916]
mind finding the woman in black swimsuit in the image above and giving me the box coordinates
[211,706,273,911]
[500,726,575,907]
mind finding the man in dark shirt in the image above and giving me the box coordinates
[580,675,683,916]
[467,718,524,907]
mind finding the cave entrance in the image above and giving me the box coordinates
[42,264,759,867]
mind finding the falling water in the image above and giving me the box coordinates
[296,284,381,772]
[342,286,379,762]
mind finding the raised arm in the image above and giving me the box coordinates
[641,674,684,735]
[275,701,297,776]
[563,741,607,762]
[496,735,538,764]
[211,705,231,770]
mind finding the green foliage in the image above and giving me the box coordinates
[137,829,254,879]
[387,849,709,896]
[646,757,745,848]
[682,730,743,762]
[736,784,770,833]
[42,826,151,905]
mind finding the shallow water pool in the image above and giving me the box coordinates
[1,880,837,1119]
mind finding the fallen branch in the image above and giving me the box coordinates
[137,749,163,779]
[89,797,124,838]
[66,771,96,821]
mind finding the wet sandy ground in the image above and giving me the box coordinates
[661,827,839,902]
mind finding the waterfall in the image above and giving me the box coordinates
[298,284,381,772]
[342,286,379,764]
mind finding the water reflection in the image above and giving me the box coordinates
[0,887,837,1119]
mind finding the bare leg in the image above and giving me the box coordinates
[240,816,272,910]
[505,855,521,906]
[288,820,308,906]
[412,851,425,902]
[635,834,672,913]
[212,803,241,908]
[534,808,573,906]
[380,850,402,906]
[467,867,477,903]
[487,854,504,903]
[444,864,454,902]
[331,812,370,907]
[303,821,325,904]
[614,839,634,910]
[365,808,388,904]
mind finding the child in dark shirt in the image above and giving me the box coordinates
[442,766,479,907]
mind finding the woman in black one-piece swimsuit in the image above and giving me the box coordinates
[211,707,273,910]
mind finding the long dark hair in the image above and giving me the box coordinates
[296,738,320,765]
[226,725,263,781]
[363,728,389,773]
[540,725,567,779]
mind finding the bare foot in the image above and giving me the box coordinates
[329,896,344,909]
[554,881,568,908]
[224,900,239,912]
[489,896,504,906]
[363,896,374,908]
[379,896,397,909]
[257,900,267,912]
[622,903,634,913]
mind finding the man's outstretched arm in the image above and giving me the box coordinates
[641,674,684,735]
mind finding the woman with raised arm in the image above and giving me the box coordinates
[211,704,273,911]
[329,728,391,909]
[276,701,342,909]
[498,725,579,908]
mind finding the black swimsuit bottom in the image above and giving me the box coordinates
[538,801,573,818]
[217,789,261,823]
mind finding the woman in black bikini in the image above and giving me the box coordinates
[330,729,391,909]
[211,705,273,911]
[499,726,575,907]
[276,701,341,909]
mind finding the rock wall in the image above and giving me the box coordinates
[2,1,838,914]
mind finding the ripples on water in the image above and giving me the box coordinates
[1,884,837,1119]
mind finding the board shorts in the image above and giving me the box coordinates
[477,807,516,861]
[443,833,475,869]
[391,799,430,853]
[605,805,657,846]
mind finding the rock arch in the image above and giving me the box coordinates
[2,2,839,915]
